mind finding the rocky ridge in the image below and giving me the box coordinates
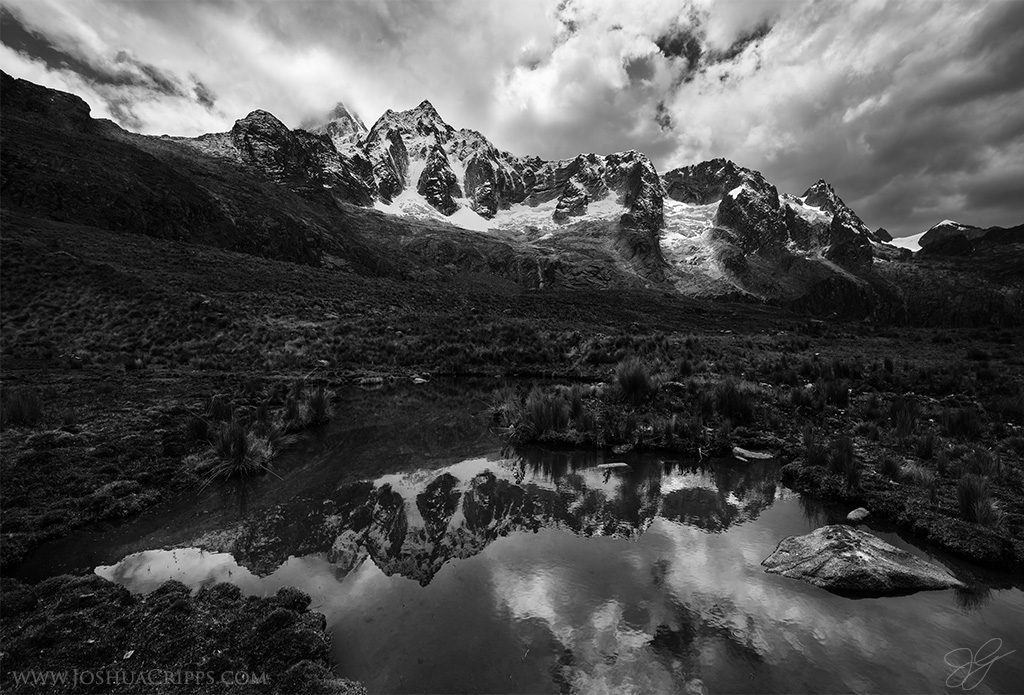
[163,90,885,299]
[5,70,1019,321]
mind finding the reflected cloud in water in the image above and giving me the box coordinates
[94,450,1024,694]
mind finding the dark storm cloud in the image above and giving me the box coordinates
[655,25,702,73]
[0,0,1020,236]
[0,7,104,82]
[656,1,1024,235]
[0,7,185,95]
[192,78,216,109]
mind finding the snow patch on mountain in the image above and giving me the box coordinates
[888,232,926,252]
[660,199,738,295]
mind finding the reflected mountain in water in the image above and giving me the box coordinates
[189,450,782,584]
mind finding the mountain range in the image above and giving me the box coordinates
[2,71,1021,323]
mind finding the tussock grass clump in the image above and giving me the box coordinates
[803,428,829,468]
[0,387,44,429]
[305,385,334,425]
[828,437,855,473]
[955,447,1003,479]
[879,454,902,481]
[822,380,850,408]
[715,378,755,424]
[489,386,521,424]
[827,437,860,488]
[987,393,1024,424]
[282,397,304,431]
[791,385,824,411]
[856,420,881,441]
[957,474,1002,527]
[615,358,657,405]
[206,421,274,483]
[941,407,984,441]
[901,462,937,489]
[523,387,570,437]
[915,432,937,460]
[889,397,919,436]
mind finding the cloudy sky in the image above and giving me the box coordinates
[2,0,1022,237]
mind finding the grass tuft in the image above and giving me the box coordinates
[889,396,919,436]
[879,454,902,481]
[715,378,755,424]
[940,407,984,441]
[203,421,277,486]
[615,358,657,405]
[523,387,570,438]
[0,387,44,429]
[306,385,334,425]
[957,474,1002,527]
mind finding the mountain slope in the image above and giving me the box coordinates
[3,71,1020,322]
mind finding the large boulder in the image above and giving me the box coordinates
[762,524,965,594]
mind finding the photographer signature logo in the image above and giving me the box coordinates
[945,638,1016,690]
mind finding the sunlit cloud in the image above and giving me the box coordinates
[2,0,1021,236]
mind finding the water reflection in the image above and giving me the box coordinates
[94,449,1024,694]
[177,451,783,584]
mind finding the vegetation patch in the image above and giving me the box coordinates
[0,574,364,694]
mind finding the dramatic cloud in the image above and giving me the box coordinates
[1,0,1021,235]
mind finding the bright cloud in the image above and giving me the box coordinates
[2,0,1022,236]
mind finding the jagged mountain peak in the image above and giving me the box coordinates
[234,109,287,130]
[801,179,841,209]
[413,99,439,115]
[327,101,363,123]
[305,101,367,152]
[661,158,775,206]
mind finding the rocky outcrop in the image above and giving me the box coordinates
[292,130,376,206]
[799,180,877,267]
[715,180,788,252]
[762,525,965,594]
[416,145,461,215]
[363,121,410,203]
[917,223,1024,261]
[919,220,985,248]
[662,158,767,205]
[226,110,379,205]
[0,71,92,132]
[553,178,589,220]
[609,150,665,234]
[453,129,526,217]
[230,110,309,182]
[824,212,874,272]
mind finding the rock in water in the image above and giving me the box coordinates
[761,525,965,594]
[846,507,870,523]
[732,446,773,461]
